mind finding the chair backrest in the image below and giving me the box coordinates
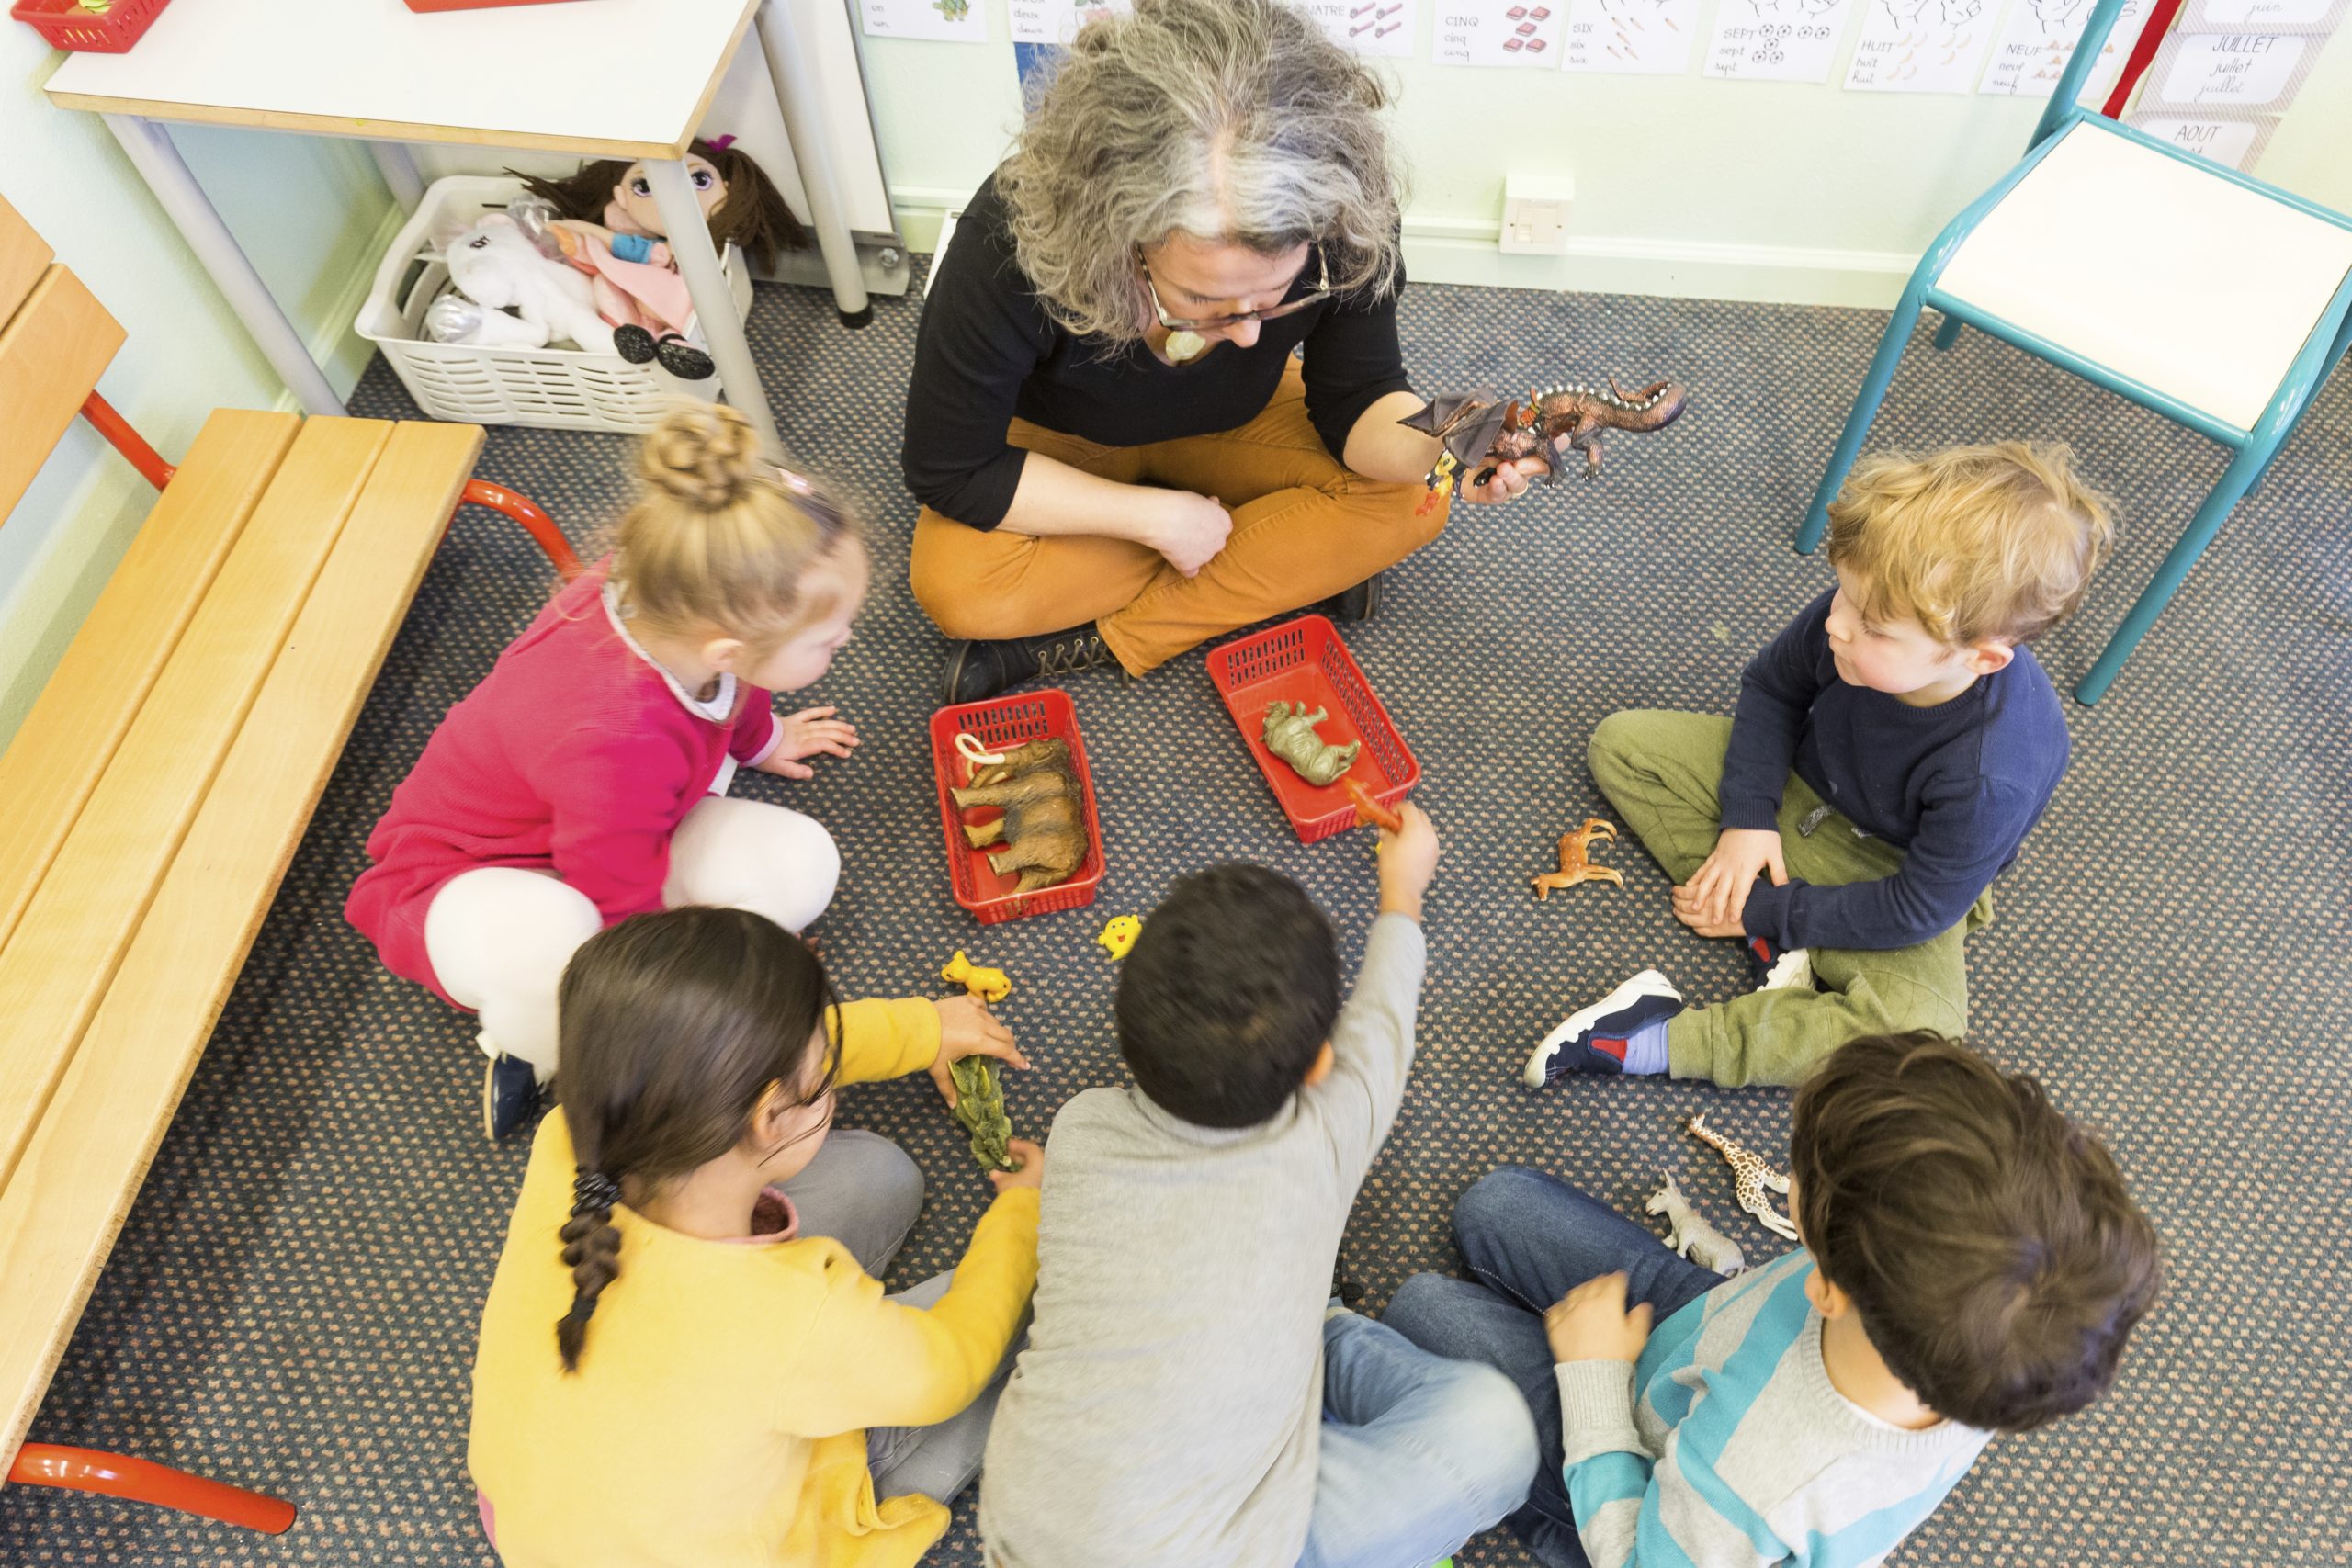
[0,193,128,525]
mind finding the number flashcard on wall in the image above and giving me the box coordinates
[1981,0,2152,97]
[860,0,989,41]
[1295,0,1419,55]
[1703,0,1857,79]
[2139,29,2313,109]
[1564,0,1702,72]
[1009,0,1126,44]
[1435,0,1567,66]
[1844,0,1998,89]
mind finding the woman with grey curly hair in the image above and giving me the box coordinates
[904,0,1539,704]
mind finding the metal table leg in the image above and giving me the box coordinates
[756,0,872,327]
[645,155,782,456]
[103,113,346,418]
[369,141,425,215]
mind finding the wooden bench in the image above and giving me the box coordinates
[0,192,572,1533]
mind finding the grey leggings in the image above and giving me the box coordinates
[780,1129,1023,1506]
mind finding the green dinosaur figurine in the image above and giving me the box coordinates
[951,1055,1015,1172]
[1261,701,1361,787]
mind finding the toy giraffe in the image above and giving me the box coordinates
[1686,1113,1800,1240]
[1532,819,1623,899]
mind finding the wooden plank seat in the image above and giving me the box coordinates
[0,193,566,1534]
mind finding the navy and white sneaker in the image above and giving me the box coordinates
[1744,933,1815,993]
[482,1049,542,1142]
[1522,969,1685,1086]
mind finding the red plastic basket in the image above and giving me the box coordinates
[13,0,171,51]
[930,690,1106,924]
[1206,615,1419,843]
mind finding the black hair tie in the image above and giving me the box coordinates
[571,1168,623,1216]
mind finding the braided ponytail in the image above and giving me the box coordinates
[556,1168,625,1372]
[546,908,840,1375]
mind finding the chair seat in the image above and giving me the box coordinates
[1936,118,2352,432]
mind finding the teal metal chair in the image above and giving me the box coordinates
[1797,0,2352,704]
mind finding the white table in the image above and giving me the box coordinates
[45,0,867,452]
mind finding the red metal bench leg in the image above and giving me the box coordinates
[459,479,582,581]
[9,1443,296,1535]
[79,391,176,490]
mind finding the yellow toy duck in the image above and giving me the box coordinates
[1096,916,1143,961]
[942,950,1012,1004]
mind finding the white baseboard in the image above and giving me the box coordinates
[888,186,1915,310]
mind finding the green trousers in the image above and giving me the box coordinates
[1585,710,1991,1089]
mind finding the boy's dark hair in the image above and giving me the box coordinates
[1792,1032,2161,1433]
[1115,863,1340,1129]
[551,907,841,1372]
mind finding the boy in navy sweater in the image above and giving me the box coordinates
[1529,443,2114,1088]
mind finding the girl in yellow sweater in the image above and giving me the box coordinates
[469,906,1042,1568]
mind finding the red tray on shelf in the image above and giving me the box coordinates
[930,690,1106,925]
[13,0,171,51]
[403,0,588,11]
[1206,615,1418,844]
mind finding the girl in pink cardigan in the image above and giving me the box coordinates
[348,405,865,1137]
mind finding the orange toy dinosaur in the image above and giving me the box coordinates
[1531,819,1623,899]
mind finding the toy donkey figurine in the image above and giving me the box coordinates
[1646,1172,1747,1277]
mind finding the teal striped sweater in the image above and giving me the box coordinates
[1554,1249,1991,1568]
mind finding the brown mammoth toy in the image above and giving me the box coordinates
[952,741,1087,894]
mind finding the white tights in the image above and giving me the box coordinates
[422,795,840,1077]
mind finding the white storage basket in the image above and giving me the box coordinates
[357,175,754,434]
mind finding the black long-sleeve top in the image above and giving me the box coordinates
[902,174,1416,529]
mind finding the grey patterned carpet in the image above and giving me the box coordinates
[5,264,2348,1568]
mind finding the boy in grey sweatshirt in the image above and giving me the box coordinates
[981,810,1538,1568]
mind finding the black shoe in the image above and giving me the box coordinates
[939,626,1118,705]
[613,323,657,364]
[482,1051,541,1142]
[1317,572,1383,625]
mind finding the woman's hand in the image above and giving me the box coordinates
[929,995,1032,1109]
[1143,491,1234,577]
[1457,456,1549,506]
[755,706,859,780]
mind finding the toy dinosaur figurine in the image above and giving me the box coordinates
[1532,819,1623,898]
[942,950,1012,1004]
[1343,777,1403,833]
[1646,1172,1747,1277]
[1399,377,1688,511]
[953,744,1087,894]
[949,1055,1015,1172]
[1687,1114,1800,1241]
[1262,702,1360,787]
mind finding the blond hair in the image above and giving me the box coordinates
[608,405,862,649]
[1825,442,2115,646]
[999,0,1403,344]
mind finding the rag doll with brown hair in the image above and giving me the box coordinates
[511,137,809,377]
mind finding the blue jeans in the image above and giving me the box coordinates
[1381,1168,1727,1568]
[1296,1310,1540,1568]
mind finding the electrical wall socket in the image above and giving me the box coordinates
[1498,174,1575,255]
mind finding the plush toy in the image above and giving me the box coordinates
[440,214,616,356]
[510,137,804,374]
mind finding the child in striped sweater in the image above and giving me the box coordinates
[1386,1032,2160,1568]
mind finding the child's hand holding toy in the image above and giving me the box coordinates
[929,995,1031,1111]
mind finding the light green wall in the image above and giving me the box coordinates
[0,32,401,746]
[860,7,2352,302]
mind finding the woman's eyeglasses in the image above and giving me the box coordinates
[1138,244,1331,333]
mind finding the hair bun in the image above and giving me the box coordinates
[638,403,766,511]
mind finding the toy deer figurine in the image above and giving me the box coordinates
[1532,819,1623,898]
[1646,1173,1747,1276]
[1687,1114,1799,1240]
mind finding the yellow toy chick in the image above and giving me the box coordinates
[942,949,1012,1004]
[1096,916,1142,960]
